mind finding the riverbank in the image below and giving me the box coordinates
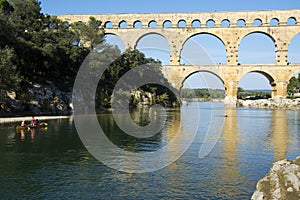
[251,157,300,200]
[238,98,300,109]
[0,115,71,124]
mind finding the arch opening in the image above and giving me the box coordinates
[104,21,113,28]
[288,33,300,63]
[178,20,187,28]
[180,33,227,65]
[206,19,215,27]
[135,33,170,65]
[238,71,273,100]
[253,18,262,26]
[119,20,128,28]
[221,19,230,27]
[270,18,279,26]
[192,20,201,28]
[163,20,172,28]
[238,32,276,64]
[181,71,225,101]
[148,20,157,28]
[134,20,142,28]
[104,33,126,53]
[236,19,246,26]
[287,17,296,25]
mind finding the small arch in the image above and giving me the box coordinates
[287,17,297,25]
[104,21,113,28]
[221,19,230,27]
[133,20,142,28]
[148,20,157,28]
[178,20,187,28]
[270,18,279,26]
[163,20,172,28]
[192,19,201,28]
[236,19,246,26]
[206,19,215,27]
[253,18,262,26]
[119,20,127,28]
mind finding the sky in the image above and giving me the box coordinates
[40,0,300,90]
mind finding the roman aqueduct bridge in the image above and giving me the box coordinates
[59,9,300,105]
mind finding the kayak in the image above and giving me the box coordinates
[16,122,48,131]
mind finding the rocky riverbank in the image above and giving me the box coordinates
[0,82,73,117]
[238,98,300,109]
[251,157,300,200]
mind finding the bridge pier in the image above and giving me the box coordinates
[224,80,238,106]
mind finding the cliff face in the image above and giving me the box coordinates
[252,157,300,200]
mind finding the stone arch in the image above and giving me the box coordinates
[104,21,113,28]
[221,19,230,27]
[135,33,170,65]
[288,33,300,63]
[238,31,276,64]
[180,70,225,91]
[103,33,126,52]
[163,20,172,28]
[270,18,279,26]
[119,20,127,28]
[253,18,263,26]
[236,19,246,26]
[180,32,227,65]
[133,20,142,28]
[238,70,276,97]
[206,19,215,27]
[178,20,187,28]
[287,17,297,25]
[192,19,201,28]
[148,20,157,28]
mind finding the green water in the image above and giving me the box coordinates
[0,102,299,199]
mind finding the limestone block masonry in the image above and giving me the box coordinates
[59,9,300,106]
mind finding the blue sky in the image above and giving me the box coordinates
[40,0,300,90]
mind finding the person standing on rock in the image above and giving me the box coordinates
[30,116,35,127]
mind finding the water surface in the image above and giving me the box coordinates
[0,102,299,199]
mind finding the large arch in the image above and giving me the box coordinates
[135,33,170,65]
[288,33,300,63]
[238,32,276,64]
[238,70,275,98]
[103,33,126,53]
[180,33,227,65]
[180,71,225,96]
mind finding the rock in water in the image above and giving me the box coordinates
[251,157,300,200]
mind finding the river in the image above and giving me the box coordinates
[0,102,299,199]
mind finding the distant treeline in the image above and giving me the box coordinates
[181,88,225,100]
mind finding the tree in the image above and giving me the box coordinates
[0,47,21,102]
[71,16,104,51]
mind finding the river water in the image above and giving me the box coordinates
[0,102,299,199]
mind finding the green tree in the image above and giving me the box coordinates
[0,47,21,102]
[71,16,104,51]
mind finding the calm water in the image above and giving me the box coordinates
[0,102,299,199]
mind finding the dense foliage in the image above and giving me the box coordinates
[287,75,300,96]
[0,0,177,111]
